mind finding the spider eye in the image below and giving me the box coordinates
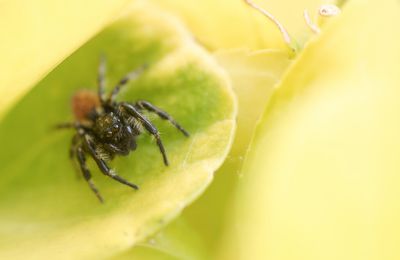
[113,124,119,130]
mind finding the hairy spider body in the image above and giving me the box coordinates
[58,59,189,202]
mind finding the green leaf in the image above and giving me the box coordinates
[0,2,236,259]
[219,0,400,259]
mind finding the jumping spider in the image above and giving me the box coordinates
[58,58,189,202]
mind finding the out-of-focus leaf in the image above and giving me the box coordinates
[219,0,400,259]
[0,0,131,117]
[0,2,236,259]
[213,49,291,161]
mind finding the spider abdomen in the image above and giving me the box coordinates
[72,90,100,122]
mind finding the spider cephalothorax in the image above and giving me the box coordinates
[58,58,189,202]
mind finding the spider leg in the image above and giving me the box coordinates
[76,146,104,203]
[69,134,82,179]
[55,122,81,129]
[69,134,80,159]
[55,122,90,136]
[98,55,107,104]
[135,100,189,137]
[83,135,139,190]
[106,65,147,104]
[120,102,169,166]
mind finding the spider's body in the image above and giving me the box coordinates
[58,59,189,202]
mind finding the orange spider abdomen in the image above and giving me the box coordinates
[71,90,100,122]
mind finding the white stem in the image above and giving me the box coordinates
[244,0,293,48]
[303,9,321,34]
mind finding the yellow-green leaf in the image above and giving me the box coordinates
[0,2,236,259]
[220,0,400,259]
[0,0,131,118]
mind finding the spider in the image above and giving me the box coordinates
[57,58,189,203]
